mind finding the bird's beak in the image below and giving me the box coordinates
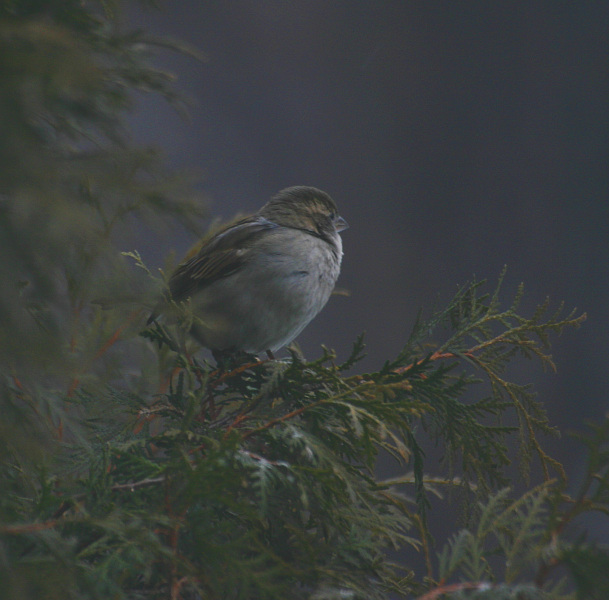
[334,216,349,232]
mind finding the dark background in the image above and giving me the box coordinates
[130,1,608,539]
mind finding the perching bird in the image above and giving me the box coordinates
[149,186,347,358]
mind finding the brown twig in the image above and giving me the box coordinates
[0,519,63,535]
[171,576,189,600]
[240,399,327,441]
[222,411,253,438]
[416,581,493,600]
[394,350,476,375]
[208,357,269,389]
[66,476,165,514]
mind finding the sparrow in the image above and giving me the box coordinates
[149,186,347,358]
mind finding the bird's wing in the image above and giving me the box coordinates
[167,216,277,303]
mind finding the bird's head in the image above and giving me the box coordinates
[259,186,348,242]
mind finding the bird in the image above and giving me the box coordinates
[148,186,347,359]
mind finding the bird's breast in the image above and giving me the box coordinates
[188,227,342,353]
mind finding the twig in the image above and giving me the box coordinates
[1,519,62,535]
[394,350,475,375]
[63,476,164,516]
[240,399,327,441]
[416,581,493,600]
[109,477,165,493]
[208,357,269,390]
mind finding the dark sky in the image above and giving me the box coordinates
[130,0,609,537]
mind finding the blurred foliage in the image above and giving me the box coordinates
[1,2,608,600]
[0,1,206,592]
[0,0,205,367]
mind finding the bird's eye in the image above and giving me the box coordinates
[328,212,336,220]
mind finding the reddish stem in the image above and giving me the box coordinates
[417,581,492,600]
[1,519,61,535]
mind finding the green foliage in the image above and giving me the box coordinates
[1,2,607,600]
[0,0,205,366]
[2,256,601,600]
[432,419,609,600]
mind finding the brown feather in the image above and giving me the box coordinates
[168,218,277,302]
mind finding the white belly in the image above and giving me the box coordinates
[190,229,342,353]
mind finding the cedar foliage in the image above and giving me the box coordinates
[1,2,607,599]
